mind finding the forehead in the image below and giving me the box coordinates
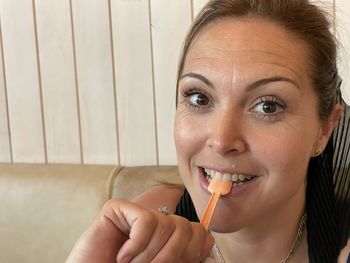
[183,17,312,83]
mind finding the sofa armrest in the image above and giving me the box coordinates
[112,165,182,200]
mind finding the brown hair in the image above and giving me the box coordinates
[176,0,342,120]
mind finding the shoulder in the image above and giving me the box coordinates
[338,239,350,263]
[132,184,184,212]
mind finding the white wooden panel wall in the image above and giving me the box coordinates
[0,0,348,165]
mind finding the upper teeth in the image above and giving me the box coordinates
[204,168,253,182]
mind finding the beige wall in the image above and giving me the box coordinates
[0,0,348,165]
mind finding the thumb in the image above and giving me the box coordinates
[101,199,160,262]
[67,199,151,263]
[198,232,214,261]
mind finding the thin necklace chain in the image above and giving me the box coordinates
[281,213,307,263]
[211,213,307,263]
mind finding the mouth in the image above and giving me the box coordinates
[202,167,258,186]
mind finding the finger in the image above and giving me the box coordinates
[107,202,159,263]
[142,216,193,263]
[179,222,212,262]
[98,199,159,262]
[67,200,130,263]
[198,230,214,261]
[124,213,176,262]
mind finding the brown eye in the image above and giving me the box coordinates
[255,99,284,115]
[190,93,209,106]
[180,89,212,111]
[252,97,286,122]
[262,101,277,113]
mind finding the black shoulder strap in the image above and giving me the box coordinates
[175,189,199,222]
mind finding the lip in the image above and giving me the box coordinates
[198,166,259,197]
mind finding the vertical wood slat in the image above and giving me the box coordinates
[35,0,81,163]
[0,0,45,163]
[335,0,350,104]
[150,0,192,165]
[107,0,121,165]
[72,0,119,164]
[0,17,11,162]
[111,0,157,166]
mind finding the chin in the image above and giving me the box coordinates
[209,221,242,233]
[204,211,244,233]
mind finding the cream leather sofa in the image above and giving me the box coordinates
[0,164,182,263]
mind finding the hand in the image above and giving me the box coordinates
[66,199,214,263]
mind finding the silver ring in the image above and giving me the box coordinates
[156,206,173,216]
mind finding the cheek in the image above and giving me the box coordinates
[252,123,316,180]
[174,113,208,183]
[174,114,204,160]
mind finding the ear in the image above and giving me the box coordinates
[313,103,342,155]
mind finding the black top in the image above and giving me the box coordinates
[175,101,350,263]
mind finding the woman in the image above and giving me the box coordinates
[67,0,350,262]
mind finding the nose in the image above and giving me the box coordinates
[206,111,247,156]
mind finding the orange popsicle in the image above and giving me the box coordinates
[200,174,233,230]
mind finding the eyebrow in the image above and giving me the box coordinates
[246,76,300,91]
[180,72,300,91]
[180,72,214,88]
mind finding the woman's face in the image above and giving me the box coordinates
[174,17,327,232]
